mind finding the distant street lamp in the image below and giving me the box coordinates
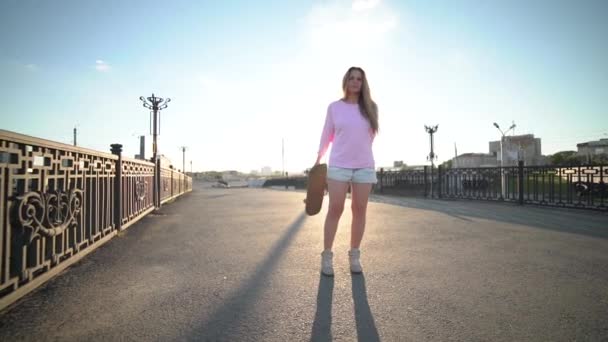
[425,125,439,167]
[425,125,439,197]
[493,122,516,198]
[180,146,188,173]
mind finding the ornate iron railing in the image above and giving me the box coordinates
[262,176,307,189]
[121,157,155,229]
[377,168,428,197]
[519,165,607,209]
[440,166,507,201]
[377,162,607,211]
[0,130,191,310]
[159,166,192,204]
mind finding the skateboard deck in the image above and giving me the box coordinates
[305,163,327,216]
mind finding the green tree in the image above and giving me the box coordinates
[440,160,453,169]
[548,151,578,165]
[592,153,608,164]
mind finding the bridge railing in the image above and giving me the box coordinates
[0,129,191,309]
[377,162,607,211]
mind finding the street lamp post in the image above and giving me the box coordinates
[180,146,187,174]
[425,125,439,197]
[140,94,170,161]
[180,146,188,191]
[493,122,516,199]
[140,93,170,208]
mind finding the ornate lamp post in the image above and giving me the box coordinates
[140,94,170,208]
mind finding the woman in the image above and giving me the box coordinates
[314,66,379,276]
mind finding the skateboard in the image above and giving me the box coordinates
[304,163,327,216]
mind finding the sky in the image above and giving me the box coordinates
[1,0,607,174]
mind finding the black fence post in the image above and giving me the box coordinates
[438,165,443,199]
[171,167,174,198]
[518,160,524,205]
[379,168,384,193]
[110,144,123,231]
[154,158,161,208]
[424,166,428,197]
[430,165,433,198]
[285,172,289,190]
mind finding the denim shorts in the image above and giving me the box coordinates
[327,166,378,184]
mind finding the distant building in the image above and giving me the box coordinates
[133,136,146,160]
[380,164,424,171]
[453,153,497,168]
[222,170,240,181]
[577,138,608,159]
[451,134,544,168]
[489,134,543,166]
[261,166,272,176]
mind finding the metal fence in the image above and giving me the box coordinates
[262,176,307,189]
[377,162,608,211]
[160,166,191,204]
[0,129,191,310]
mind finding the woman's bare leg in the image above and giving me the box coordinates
[324,179,350,250]
[350,182,373,249]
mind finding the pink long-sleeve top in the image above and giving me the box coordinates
[318,100,376,169]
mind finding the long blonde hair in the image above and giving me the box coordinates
[342,66,379,134]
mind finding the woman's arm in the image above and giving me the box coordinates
[316,104,334,165]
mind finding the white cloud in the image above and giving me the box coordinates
[160,1,404,173]
[445,49,474,71]
[24,63,37,71]
[236,0,402,172]
[95,60,111,72]
[197,75,221,91]
[352,0,381,11]
[303,0,398,59]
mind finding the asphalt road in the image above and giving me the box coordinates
[1,183,607,341]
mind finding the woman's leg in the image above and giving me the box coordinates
[350,182,373,249]
[324,179,350,250]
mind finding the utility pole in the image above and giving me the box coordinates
[140,93,171,208]
[73,127,77,146]
[425,125,439,196]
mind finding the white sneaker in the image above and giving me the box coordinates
[349,249,363,273]
[321,250,334,276]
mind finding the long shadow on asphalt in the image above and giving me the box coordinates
[351,273,380,342]
[309,273,380,342]
[185,212,307,340]
[370,194,608,239]
[310,275,334,342]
